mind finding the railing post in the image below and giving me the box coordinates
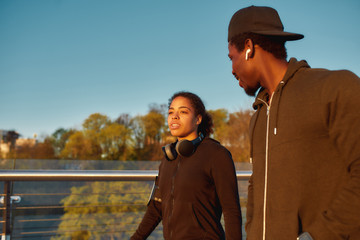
[2,181,11,240]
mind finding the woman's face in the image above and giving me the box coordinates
[168,96,202,141]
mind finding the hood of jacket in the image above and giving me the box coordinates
[252,58,310,110]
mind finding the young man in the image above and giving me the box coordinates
[227,6,360,240]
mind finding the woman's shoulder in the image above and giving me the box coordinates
[201,138,231,155]
[200,138,235,170]
[202,137,220,146]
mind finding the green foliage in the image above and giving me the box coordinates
[142,111,165,143]
[99,123,133,160]
[210,109,253,162]
[208,108,229,141]
[226,110,253,162]
[60,131,101,160]
[51,181,152,240]
[51,128,76,157]
[82,113,111,133]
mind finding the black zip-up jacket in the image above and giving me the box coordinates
[131,138,243,239]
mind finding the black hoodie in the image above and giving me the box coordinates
[131,138,242,240]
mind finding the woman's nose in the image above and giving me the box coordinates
[172,113,179,119]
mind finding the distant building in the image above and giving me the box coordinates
[0,142,10,158]
[16,138,37,147]
[0,130,36,158]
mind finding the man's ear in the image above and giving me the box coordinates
[244,38,255,58]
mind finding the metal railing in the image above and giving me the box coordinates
[0,170,252,181]
[0,170,252,240]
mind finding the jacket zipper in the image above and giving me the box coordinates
[169,159,181,239]
[258,95,273,240]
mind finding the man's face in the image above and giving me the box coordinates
[228,43,260,96]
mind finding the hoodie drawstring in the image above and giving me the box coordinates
[273,80,285,136]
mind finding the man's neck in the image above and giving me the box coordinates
[259,55,289,96]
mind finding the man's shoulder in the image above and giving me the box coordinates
[294,68,360,103]
[293,66,360,89]
[299,66,358,81]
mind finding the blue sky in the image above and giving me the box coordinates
[1,0,359,139]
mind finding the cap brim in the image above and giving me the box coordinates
[252,30,304,41]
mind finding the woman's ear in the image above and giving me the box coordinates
[196,115,202,125]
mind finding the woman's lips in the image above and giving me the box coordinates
[169,123,180,130]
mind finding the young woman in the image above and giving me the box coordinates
[131,91,242,240]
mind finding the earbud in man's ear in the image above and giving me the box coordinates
[245,49,251,61]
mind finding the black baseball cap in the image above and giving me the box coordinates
[228,6,304,42]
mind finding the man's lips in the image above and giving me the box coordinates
[234,74,244,88]
[237,77,245,88]
[239,80,243,88]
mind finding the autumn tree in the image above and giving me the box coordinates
[54,107,252,161]
[32,137,56,159]
[130,115,146,151]
[208,108,229,144]
[99,123,133,160]
[226,110,253,162]
[83,113,111,133]
[85,113,112,158]
[140,109,165,160]
[51,128,76,157]
[142,111,165,144]
[115,113,132,128]
[12,142,33,159]
[130,115,156,161]
[127,104,167,161]
[60,131,100,160]
[60,113,136,160]
[209,109,253,162]
[82,113,111,150]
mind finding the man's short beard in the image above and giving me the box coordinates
[244,84,261,97]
